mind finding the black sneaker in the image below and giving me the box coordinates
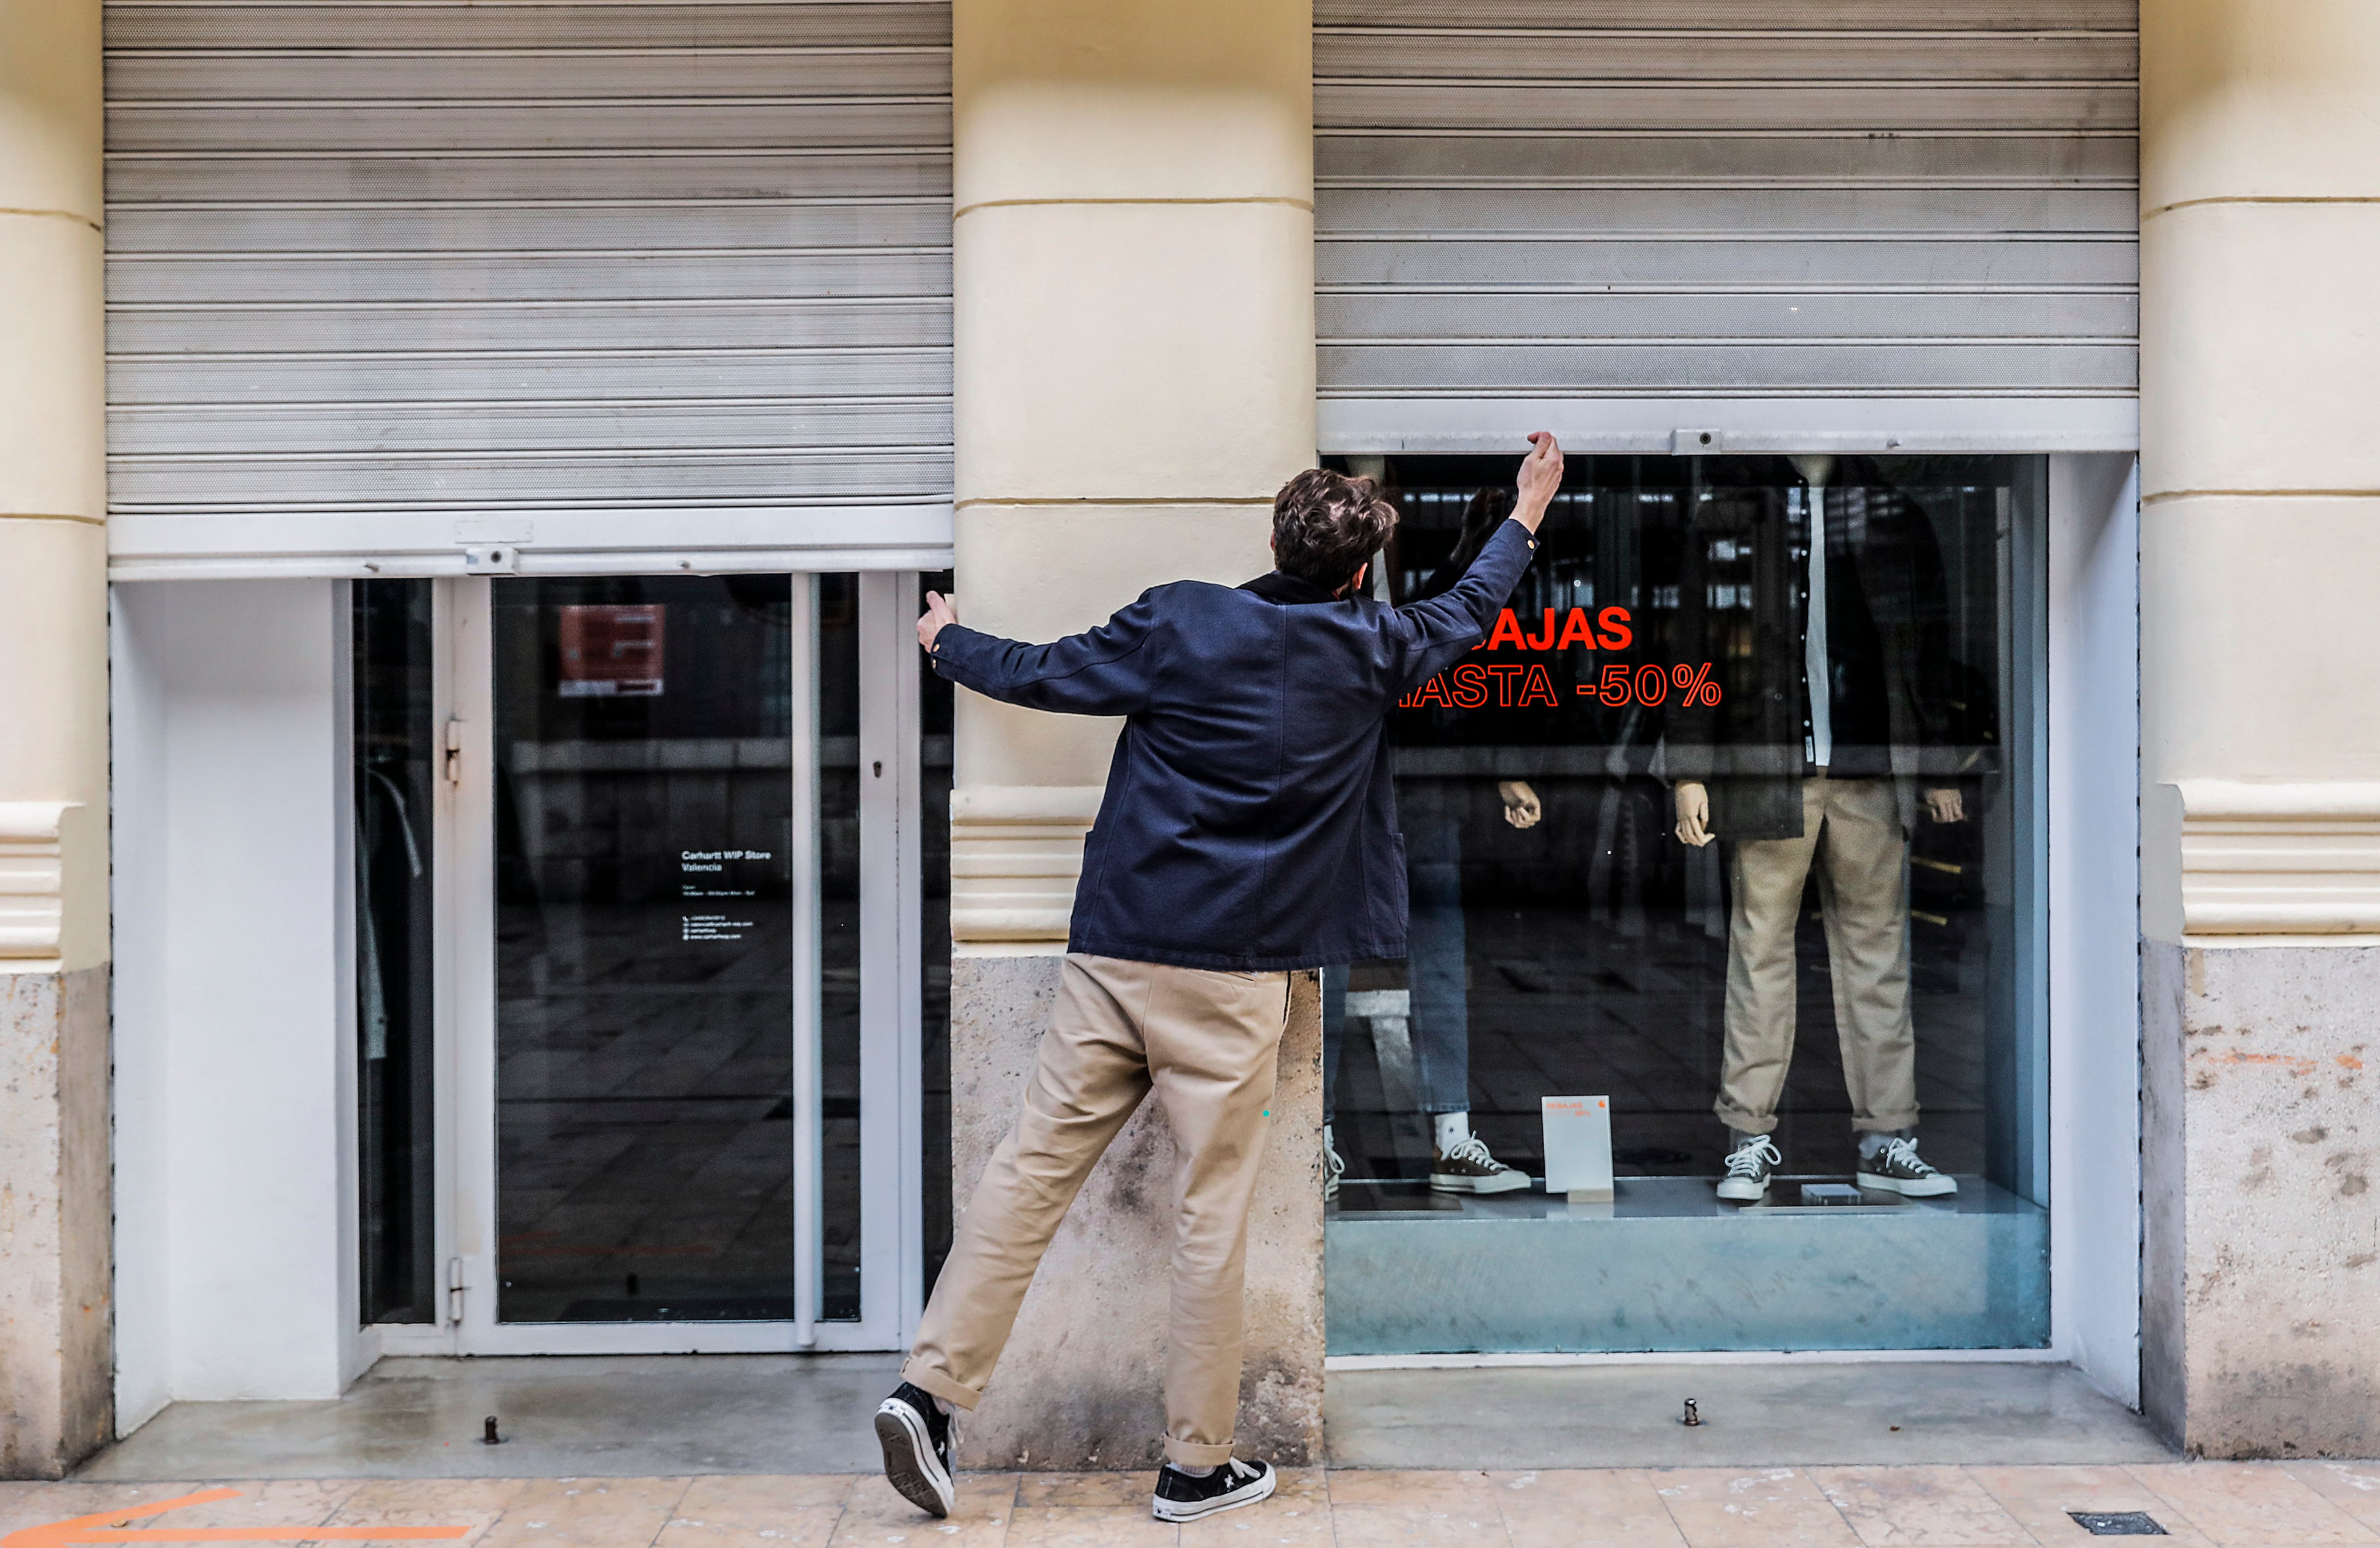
[1429,1134,1530,1195]
[873,1381,955,1518]
[1151,1457,1276,1523]
[1857,1134,1957,1197]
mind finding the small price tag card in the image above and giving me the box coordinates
[1541,1095,1614,1202]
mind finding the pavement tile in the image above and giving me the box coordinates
[1015,1475,1155,1509]
[1491,1469,1689,1548]
[321,1478,532,1547]
[656,1475,852,1548]
[2287,1465,2380,1533]
[1325,1470,1505,1510]
[828,1472,1015,1547]
[673,1478,859,1513]
[162,1479,367,1527]
[1968,1465,2215,1546]
[1309,1502,1508,1546]
[477,1477,693,1548]
[1807,1468,2032,1547]
[0,1481,208,1535]
[1649,1468,1863,1548]
[2130,1464,2380,1545]
[1175,1497,1333,1548]
[1002,1506,1176,1547]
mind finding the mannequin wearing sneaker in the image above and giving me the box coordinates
[1668,455,1973,1203]
[1319,778,1537,1199]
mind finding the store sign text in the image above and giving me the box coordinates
[1476,605,1634,654]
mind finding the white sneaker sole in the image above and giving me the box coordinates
[1151,1467,1277,1522]
[1430,1171,1531,1194]
[873,1399,955,1519]
[1857,1170,1957,1197]
[1715,1178,1770,1202]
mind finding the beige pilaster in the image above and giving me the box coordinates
[943,0,1323,1467]
[2139,0,2380,1457]
[0,0,115,1479]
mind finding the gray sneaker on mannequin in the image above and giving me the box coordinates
[1430,1133,1529,1194]
[1716,1131,1781,1203]
[1857,1131,1956,1197]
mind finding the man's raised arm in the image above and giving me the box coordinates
[917,590,1162,718]
[1395,432,1565,677]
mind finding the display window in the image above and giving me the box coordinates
[1322,454,2049,1355]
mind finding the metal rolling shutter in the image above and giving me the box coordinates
[104,0,953,575]
[1315,0,2140,450]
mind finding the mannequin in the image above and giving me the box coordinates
[1322,479,1530,1199]
[1669,455,1964,1202]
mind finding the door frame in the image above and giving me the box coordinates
[374,571,925,1356]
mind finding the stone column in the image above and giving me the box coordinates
[0,0,116,1480]
[942,0,1323,1468]
[2139,0,2380,1458]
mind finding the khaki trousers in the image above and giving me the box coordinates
[901,953,1291,1468]
[1714,774,1920,1136]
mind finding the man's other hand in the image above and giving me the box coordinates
[1924,787,1966,824]
[917,590,959,653]
[1514,432,1564,531]
[1498,780,1542,830]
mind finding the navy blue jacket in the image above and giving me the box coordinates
[930,519,1538,969]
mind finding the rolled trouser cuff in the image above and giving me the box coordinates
[899,1358,982,1412]
[1712,1102,1779,1136]
[1853,1112,1920,1135]
[1165,1435,1237,1468]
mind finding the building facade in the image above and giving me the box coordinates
[1,0,2375,1479]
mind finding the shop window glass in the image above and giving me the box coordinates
[919,572,956,1300]
[486,574,869,1322]
[355,578,438,1324]
[1322,455,2048,1354]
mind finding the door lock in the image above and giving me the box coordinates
[444,720,465,785]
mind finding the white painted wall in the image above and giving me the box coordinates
[109,588,173,1433]
[2047,454,2144,1406]
[110,580,363,1416]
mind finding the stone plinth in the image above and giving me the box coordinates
[0,967,113,1477]
[945,953,1323,1470]
[2143,942,2380,1457]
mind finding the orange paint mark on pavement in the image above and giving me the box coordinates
[3,1489,472,1548]
[2190,1050,2319,1076]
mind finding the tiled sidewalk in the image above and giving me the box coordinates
[6,1463,2380,1548]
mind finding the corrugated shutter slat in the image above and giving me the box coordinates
[1315,1,2139,405]
[104,0,955,547]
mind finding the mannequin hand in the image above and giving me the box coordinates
[1674,781,1714,847]
[1924,787,1965,824]
[1513,433,1563,530]
[1498,780,1541,830]
[917,590,959,653]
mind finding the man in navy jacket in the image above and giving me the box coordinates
[874,435,1563,1525]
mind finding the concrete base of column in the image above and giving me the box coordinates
[2142,941,2380,1458]
[945,954,1324,1470]
[0,965,114,1478]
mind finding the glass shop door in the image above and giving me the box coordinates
[446,572,925,1354]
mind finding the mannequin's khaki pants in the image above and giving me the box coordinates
[900,953,1291,1468]
[1714,774,1920,1136]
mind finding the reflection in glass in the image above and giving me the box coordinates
[491,575,801,1322]
[1322,456,2047,1353]
[815,576,863,1320]
[919,571,956,1299]
[355,579,438,1324]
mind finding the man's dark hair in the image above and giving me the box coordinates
[1272,468,1398,592]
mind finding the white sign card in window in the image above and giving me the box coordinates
[681,849,769,943]
[1541,1096,1614,1203]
